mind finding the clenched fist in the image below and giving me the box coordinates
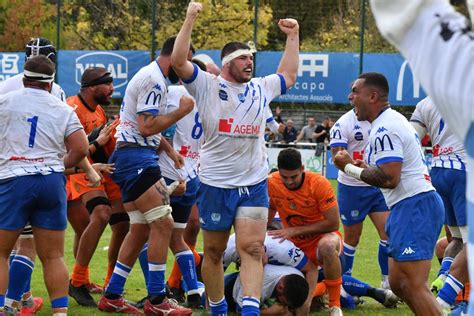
[278,18,299,35]
[178,95,195,116]
[187,1,202,19]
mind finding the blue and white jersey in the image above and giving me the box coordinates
[0,88,83,179]
[115,61,168,148]
[330,109,372,186]
[411,96,467,171]
[223,233,308,271]
[233,264,304,309]
[367,108,434,207]
[159,85,202,181]
[0,72,66,101]
[183,64,286,188]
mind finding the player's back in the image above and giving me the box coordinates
[411,96,467,171]
[0,88,81,179]
[0,73,65,101]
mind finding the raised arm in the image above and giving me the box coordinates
[171,1,203,81]
[276,19,300,89]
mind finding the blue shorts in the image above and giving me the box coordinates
[430,167,466,226]
[164,176,200,225]
[109,147,161,203]
[197,180,269,231]
[385,191,444,261]
[0,173,67,231]
[338,183,388,225]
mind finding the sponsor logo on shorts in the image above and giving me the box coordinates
[401,247,415,255]
[351,209,360,218]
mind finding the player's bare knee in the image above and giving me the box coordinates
[85,196,112,220]
[204,244,226,265]
[318,241,339,260]
[239,240,263,261]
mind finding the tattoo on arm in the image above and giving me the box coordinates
[360,166,393,188]
[141,113,156,124]
[154,183,170,205]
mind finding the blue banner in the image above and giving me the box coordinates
[0,50,426,105]
[57,50,150,98]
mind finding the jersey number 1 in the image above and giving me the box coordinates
[27,116,38,148]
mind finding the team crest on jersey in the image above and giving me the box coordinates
[238,93,245,103]
[354,131,363,141]
[219,89,228,101]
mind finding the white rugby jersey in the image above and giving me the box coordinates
[159,85,202,181]
[0,72,66,101]
[367,108,434,207]
[183,64,286,188]
[223,233,308,271]
[233,264,303,308]
[0,88,83,179]
[115,61,168,148]
[411,96,467,171]
[330,109,372,186]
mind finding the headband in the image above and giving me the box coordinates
[221,48,257,65]
[81,72,113,88]
[23,70,55,83]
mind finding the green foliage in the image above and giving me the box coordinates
[0,0,55,52]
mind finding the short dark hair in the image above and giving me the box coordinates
[277,148,302,171]
[281,274,309,309]
[192,58,207,72]
[161,36,194,57]
[221,41,250,60]
[22,55,55,88]
[358,72,389,96]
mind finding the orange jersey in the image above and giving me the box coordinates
[268,171,338,259]
[66,95,107,134]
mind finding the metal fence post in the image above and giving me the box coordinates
[151,0,157,61]
[56,0,61,83]
[253,0,259,77]
[359,0,366,75]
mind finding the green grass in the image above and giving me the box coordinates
[29,180,441,315]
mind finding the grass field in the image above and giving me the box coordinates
[28,180,441,315]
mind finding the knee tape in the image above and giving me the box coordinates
[109,212,130,226]
[128,210,147,225]
[449,225,468,242]
[144,205,172,224]
[85,196,111,214]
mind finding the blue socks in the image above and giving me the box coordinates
[241,296,260,316]
[209,297,227,316]
[378,240,389,279]
[106,261,131,295]
[148,262,166,296]
[7,255,34,302]
[139,243,149,285]
[342,243,356,275]
[175,250,198,294]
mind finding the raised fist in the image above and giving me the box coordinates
[178,95,195,115]
[187,1,202,19]
[278,18,299,35]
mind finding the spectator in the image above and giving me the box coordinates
[295,117,317,143]
[313,117,331,144]
[282,119,298,143]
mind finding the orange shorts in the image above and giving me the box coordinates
[296,231,343,266]
[67,173,121,202]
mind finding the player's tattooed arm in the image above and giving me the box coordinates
[360,166,394,188]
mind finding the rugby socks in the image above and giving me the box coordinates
[168,247,201,289]
[342,275,370,296]
[51,296,68,316]
[105,261,131,297]
[378,240,389,278]
[209,296,227,316]
[7,255,34,302]
[313,282,327,297]
[437,274,464,307]
[241,296,260,316]
[323,277,342,307]
[438,256,454,277]
[138,243,149,285]
[71,264,89,287]
[0,294,4,313]
[175,250,199,294]
[148,262,166,297]
[342,243,356,275]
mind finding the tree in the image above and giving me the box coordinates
[0,0,55,52]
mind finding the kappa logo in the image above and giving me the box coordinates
[137,168,143,175]
[376,127,388,134]
[353,124,361,130]
[76,52,128,89]
[401,247,415,255]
